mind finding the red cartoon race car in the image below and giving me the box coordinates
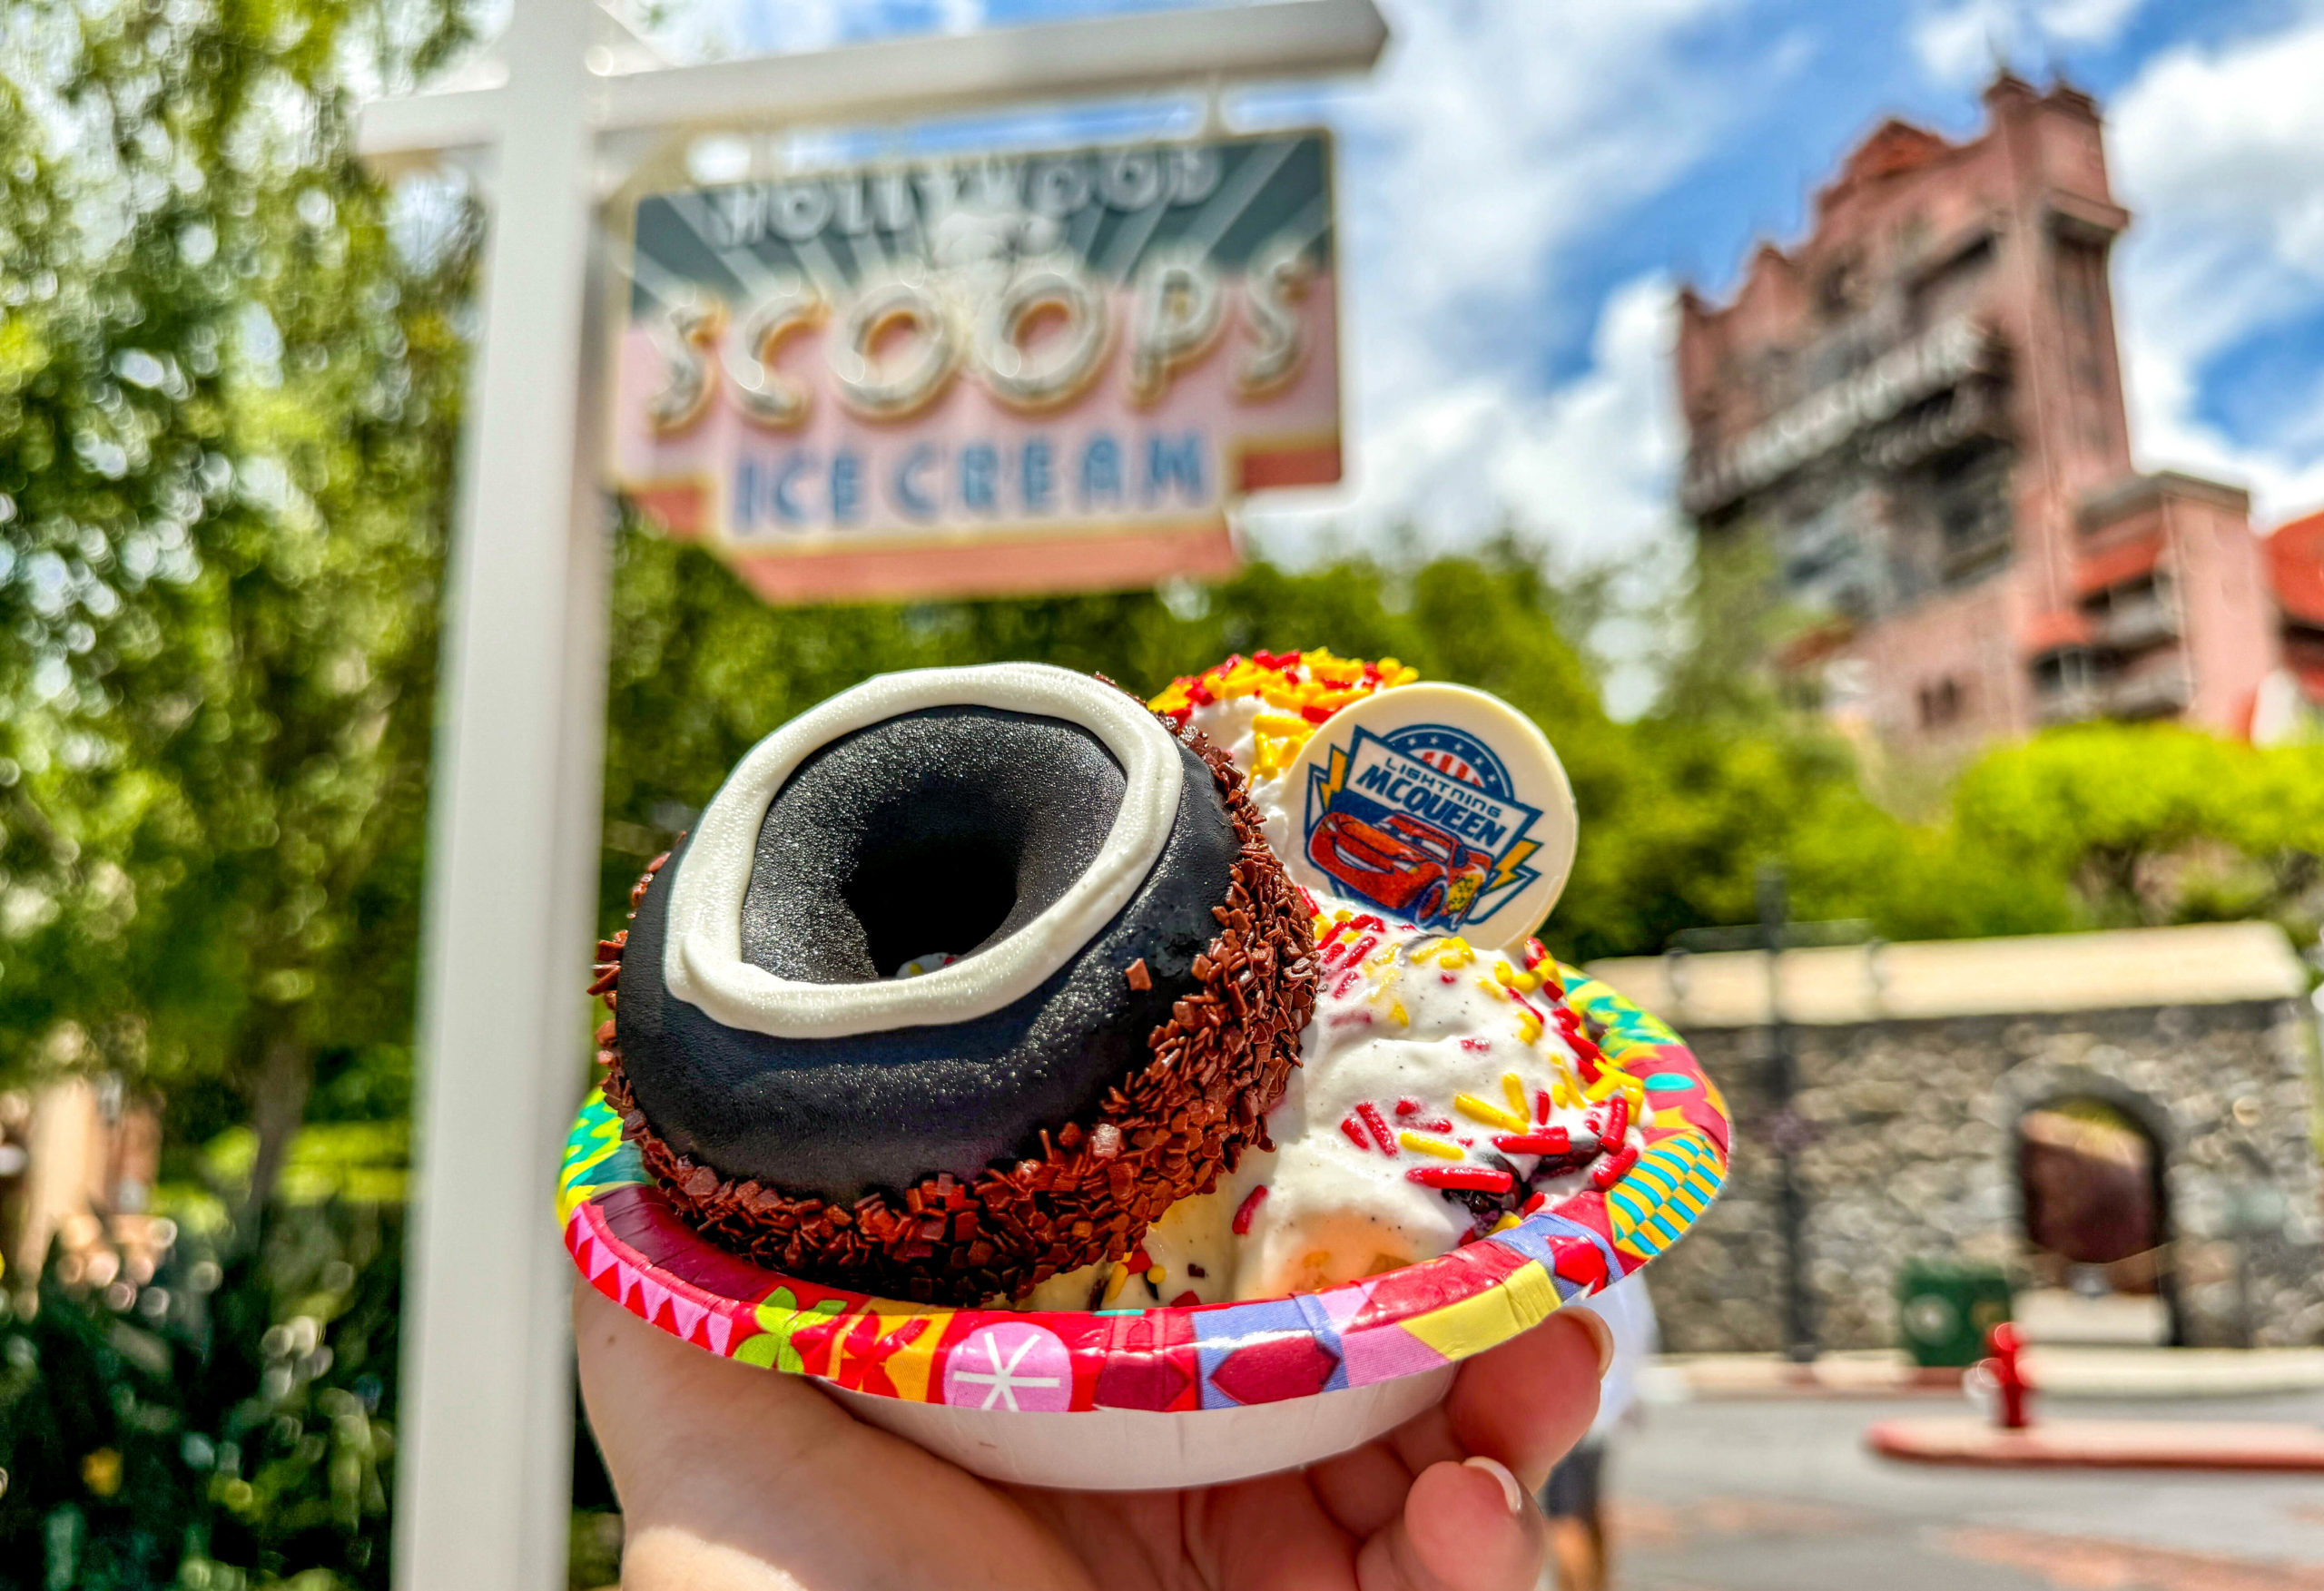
[1307,810,1492,927]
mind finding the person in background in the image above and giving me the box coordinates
[1540,1275,1658,1591]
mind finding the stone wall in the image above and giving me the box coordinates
[1645,998,2324,1352]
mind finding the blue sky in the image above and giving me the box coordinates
[635,0,2324,573]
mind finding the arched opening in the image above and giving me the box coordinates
[2014,1094,2183,1346]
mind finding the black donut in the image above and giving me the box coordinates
[595,673,1317,1304]
[615,707,1237,1199]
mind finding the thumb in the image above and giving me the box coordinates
[1356,1455,1543,1591]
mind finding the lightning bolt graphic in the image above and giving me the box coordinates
[1309,742,1351,820]
[1490,839,1540,892]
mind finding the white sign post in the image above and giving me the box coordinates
[357,5,1384,1588]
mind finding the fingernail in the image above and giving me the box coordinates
[1463,1455,1525,1516]
[1567,1308,1615,1380]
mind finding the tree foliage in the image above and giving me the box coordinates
[0,0,471,1205]
[600,530,1655,953]
[603,527,2324,959]
[0,1205,403,1590]
[1952,723,2324,933]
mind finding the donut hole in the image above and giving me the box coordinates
[741,706,1127,987]
[842,807,1022,978]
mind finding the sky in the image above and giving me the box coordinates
[627,0,2324,581]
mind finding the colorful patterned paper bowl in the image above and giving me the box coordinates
[560,967,1727,1490]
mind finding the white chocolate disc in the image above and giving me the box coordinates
[1279,683,1577,949]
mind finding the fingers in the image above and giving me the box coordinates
[1354,1456,1543,1591]
[1308,1306,1609,1544]
[1305,1436,1422,1541]
[1445,1307,1609,1491]
[572,1282,844,1521]
[1182,1471,1367,1591]
[1393,1308,1609,1494]
[575,1285,1096,1591]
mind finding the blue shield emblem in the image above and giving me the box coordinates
[1300,722,1544,931]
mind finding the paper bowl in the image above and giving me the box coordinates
[560,967,1728,1490]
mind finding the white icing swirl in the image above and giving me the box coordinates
[659,663,1181,1039]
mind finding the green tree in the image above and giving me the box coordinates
[1950,723,2324,936]
[596,530,1643,938]
[1645,523,1803,726]
[0,0,471,1211]
[0,1205,404,1589]
[0,2,469,1584]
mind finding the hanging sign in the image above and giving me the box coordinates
[609,130,1342,604]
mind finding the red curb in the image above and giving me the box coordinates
[1868,1416,2324,1472]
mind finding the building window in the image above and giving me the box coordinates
[2058,236,2105,331]
[2054,234,2119,450]
[1818,252,1862,319]
[2033,647,2093,695]
[1932,442,2013,579]
[1917,676,1967,728]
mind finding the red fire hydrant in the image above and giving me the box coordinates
[1978,1321,2034,1429]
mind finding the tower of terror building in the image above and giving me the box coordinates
[1677,73,2283,751]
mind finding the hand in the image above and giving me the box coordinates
[576,1280,1611,1591]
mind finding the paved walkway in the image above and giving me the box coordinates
[1654,1346,2324,1401]
[1605,1390,2324,1590]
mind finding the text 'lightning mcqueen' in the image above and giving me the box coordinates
[1306,810,1492,928]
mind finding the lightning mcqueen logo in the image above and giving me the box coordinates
[1307,810,1492,928]
[1301,722,1544,932]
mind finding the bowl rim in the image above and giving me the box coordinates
[559,965,1728,1415]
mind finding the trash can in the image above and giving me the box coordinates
[1896,1261,2013,1368]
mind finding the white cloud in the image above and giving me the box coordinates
[1252,274,1682,563]
[1911,0,2143,85]
[2108,16,2324,524]
[1244,0,1763,566]
[2036,0,2142,42]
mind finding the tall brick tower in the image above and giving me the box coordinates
[1677,73,2282,751]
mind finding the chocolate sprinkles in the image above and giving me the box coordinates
[596,719,1318,1306]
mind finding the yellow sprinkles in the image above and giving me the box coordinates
[1491,959,1543,994]
[1418,937,1477,968]
[1149,649,1418,779]
[1454,1093,1528,1134]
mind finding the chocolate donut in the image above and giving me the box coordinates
[596,663,1316,1304]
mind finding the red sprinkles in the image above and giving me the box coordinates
[1597,1095,1630,1149]
[1405,1165,1514,1193]
[1232,1183,1269,1235]
[1590,1144,1640,1191]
